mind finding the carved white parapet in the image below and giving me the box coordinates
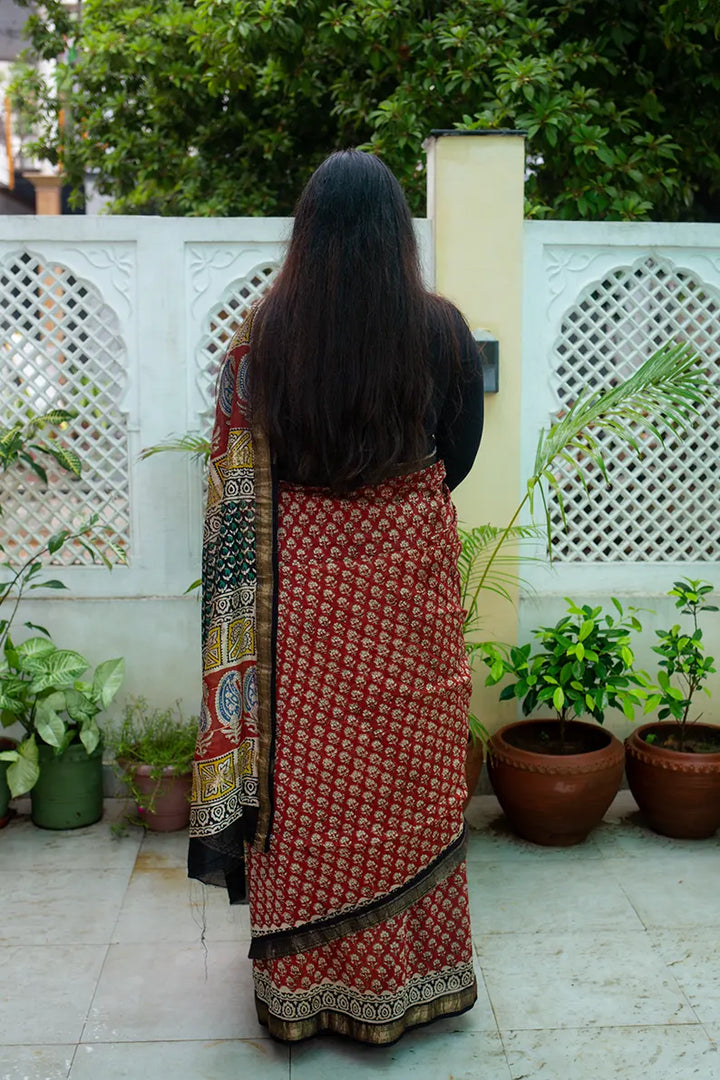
[0,247,131,566]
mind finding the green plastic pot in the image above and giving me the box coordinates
[31,739,104,830]
[0,737,16,826]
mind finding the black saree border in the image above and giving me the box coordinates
[248,823,469,960]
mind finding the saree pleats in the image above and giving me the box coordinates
[246,464,476,1042]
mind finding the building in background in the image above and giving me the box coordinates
[0,0,90,215]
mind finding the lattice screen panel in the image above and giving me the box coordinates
[549,255,719,562]
[196,263,278,430]
[0,251,129,565]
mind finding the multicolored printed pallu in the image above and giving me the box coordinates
[189,315,478,1044]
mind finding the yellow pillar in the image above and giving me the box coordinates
[425,129,525,734]
[27,172,63,215]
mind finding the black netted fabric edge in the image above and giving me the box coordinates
[188,834,248,904]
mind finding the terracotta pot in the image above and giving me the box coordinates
[132,765,192,832]
[487,718,625,846]
[464,739,484,811]
[625,722,720,839]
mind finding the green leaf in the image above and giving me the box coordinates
[80,721,101,755]
[6,736,40,797]
[28,650,89,693]
[34,700,65,748]
[29,579,68,591]
[552,687,565,712]
[578,619,594,641]
[48,531,70,554]
[92,657,125,709]
[15,637,56,659]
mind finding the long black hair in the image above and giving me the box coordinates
[250,149,462,490]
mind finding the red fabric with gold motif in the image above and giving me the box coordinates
[246,463,477,1042]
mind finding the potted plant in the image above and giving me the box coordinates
[625,578,720,838]
[108,698,197,832]
[0,636,124,828]
[479,599,648,845]
[0,406,126,827]
[459,342,706,806]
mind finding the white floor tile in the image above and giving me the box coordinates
[502,1023,720,1080]
[610,856,720,928]
[1,869,131,946]
[112,865,250,945]
[0,1045,74,1080]
[651,931,720,1024]
[289,1029,511,1080]
[83,942,259,1042]
[68,1039,288,1079]
[476,930,696,1031]
[0,815,141,872]
[2,946,107,1044]
[137,830,190,869]
[466,858,643,934]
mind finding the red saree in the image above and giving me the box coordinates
[189,317,477,1044]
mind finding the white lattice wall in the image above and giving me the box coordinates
[0,249,130,564]
[195,262,279,430]
[550,254,720,563]
[522,222,720,598]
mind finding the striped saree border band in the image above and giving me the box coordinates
[248,823,468,960]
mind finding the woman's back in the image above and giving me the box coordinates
[249,150,482,491]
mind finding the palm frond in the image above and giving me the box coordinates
[465,341,707,617]
[139,433,211,463]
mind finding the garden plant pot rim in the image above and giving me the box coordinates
[125,761,192,778]
[490,717,623,767]
[37,737,104,760]
[626,720,720,765]
[0,736,17,751]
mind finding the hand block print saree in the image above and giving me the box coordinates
[188,314,477,1045]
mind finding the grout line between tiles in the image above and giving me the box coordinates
[75,835,142,1049]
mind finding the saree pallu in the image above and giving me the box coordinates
[189,319,477,1045]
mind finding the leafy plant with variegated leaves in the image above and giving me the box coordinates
[0,636,124,797]
[480,599,650,751]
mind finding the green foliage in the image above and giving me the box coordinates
[0,406,127,655]
[106,697,197,818]
[0,638,125,797]
[460,340,706,748]
[481,598,649,746]
[643,578,717,749]
[0,410,80,496]
[108,697,197,772]
[0,513,127,658]
[462,342,707,631]
[10,0,720,219]
[139,432,211,464]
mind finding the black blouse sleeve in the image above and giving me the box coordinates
[433,313,484,491]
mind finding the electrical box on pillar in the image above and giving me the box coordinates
[472,329,499,393]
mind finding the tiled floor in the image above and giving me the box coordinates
[2,792,720,1080]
